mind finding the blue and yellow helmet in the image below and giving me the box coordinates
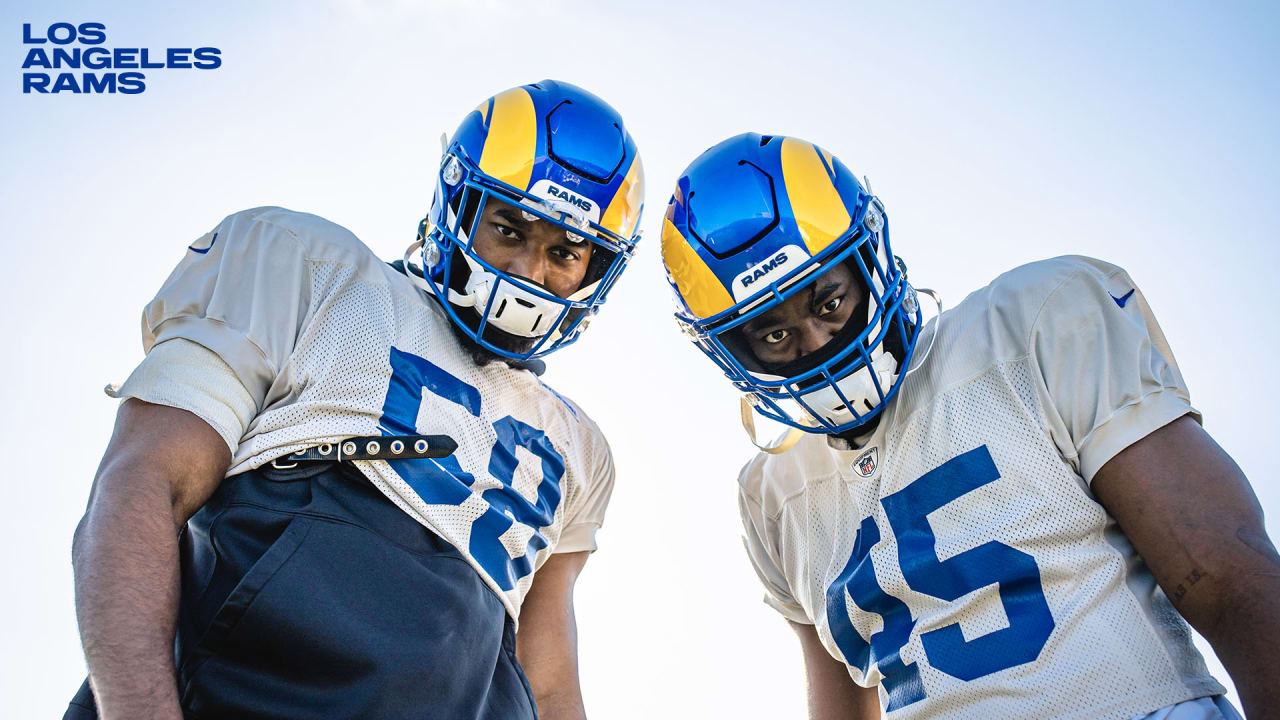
[414,79,644,361]
[661,133,922,435]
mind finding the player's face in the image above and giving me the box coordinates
[742,262,862,366]
[469,197,593,299]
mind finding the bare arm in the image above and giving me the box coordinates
[72,399,230,720]
[1092,415,1280,719]
[516,550,590,720]
[789,620,881,719]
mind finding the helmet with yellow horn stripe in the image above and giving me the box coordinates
[661,132,921,435]
[413,79,644,361]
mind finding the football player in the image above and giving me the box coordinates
[660,133,1278,719]
[67,80,643,720]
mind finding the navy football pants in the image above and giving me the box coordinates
[65,461,538,719]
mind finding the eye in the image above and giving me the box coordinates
[762,329,790,345]
[493,223,521,240]
[816,296,843,316]
[550,245,581,262]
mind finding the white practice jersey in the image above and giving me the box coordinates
[114,207,615,620]
[739,256,1226,719]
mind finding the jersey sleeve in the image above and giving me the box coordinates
[1030,258,1199,483]
[555,425,616,554]
[112,209,313,448]
[738,460,811,624]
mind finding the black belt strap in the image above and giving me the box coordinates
[271,434,457,468]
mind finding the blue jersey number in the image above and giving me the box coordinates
[825,446,1054,710]
[378,347,565,591]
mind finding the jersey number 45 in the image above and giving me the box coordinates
[825,446,1056,711]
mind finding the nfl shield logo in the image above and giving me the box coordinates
[854,447,879,478]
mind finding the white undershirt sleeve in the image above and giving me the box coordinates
[110,338,258,454]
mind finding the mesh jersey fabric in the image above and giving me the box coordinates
[113,206,615,620]
[738,256,1224,719]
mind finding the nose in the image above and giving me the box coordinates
[796,319,836,355]
[504,247,547,286]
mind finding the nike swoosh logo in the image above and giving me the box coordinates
[189,231,218,255]
[1111,288,1134,308]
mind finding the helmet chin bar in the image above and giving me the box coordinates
[737,348,899,454]
[447,251,569,339]
[791,350,899,426]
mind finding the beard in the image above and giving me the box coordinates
[446,307,540,371]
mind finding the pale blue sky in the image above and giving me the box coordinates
[3,1,1277,716]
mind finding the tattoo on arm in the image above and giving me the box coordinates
[1170,567,1205,604]
[1169,527,1280,604]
